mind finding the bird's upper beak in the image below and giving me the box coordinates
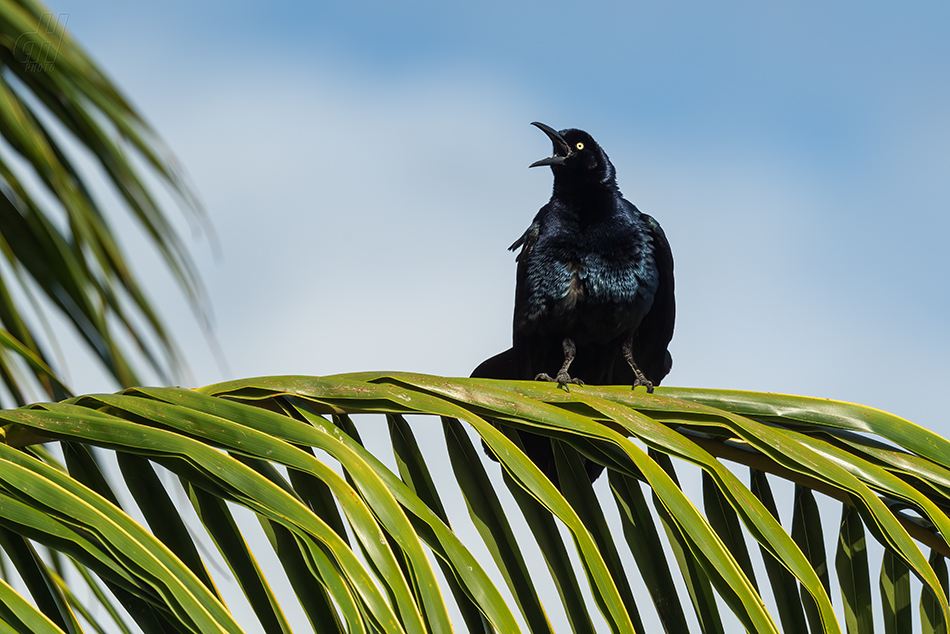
[529,121,571,168]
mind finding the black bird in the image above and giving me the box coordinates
[472,122,675,484]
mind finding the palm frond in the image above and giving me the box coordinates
[0,0,208,405]
[0,373,947,633]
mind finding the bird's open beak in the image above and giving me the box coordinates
[529,121,571,167]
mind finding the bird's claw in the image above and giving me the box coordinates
[557,371,584,388]
[631,379,655,394]
[535,372,584,391]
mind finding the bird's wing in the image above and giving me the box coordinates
[509,218,541,262]
[623,211,675,384]
[510,209,553,379]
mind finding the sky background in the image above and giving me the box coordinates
[58,0,950,432]
[29,1,950,631]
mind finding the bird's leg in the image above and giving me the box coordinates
[622,337,654,393]
[555,338,584,387]
[535,338,585,390]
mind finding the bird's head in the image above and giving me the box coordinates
[529,122,616,187]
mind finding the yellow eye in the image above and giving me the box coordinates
[575,142,585,150]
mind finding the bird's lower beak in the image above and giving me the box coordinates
[529,121,571,168]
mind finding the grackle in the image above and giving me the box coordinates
[472,122,675,484]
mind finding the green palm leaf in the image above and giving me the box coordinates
[0,373,947,634]
[0,0,208,405]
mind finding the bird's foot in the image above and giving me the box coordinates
[622,337,655,394]
[631,378,655,394]
[557,370,584,388]
[535,372,584,391]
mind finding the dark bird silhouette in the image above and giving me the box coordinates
[472,122,675,484]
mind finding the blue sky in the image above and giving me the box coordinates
[56,2,950,430]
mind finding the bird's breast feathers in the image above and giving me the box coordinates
[520,245,659,329]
